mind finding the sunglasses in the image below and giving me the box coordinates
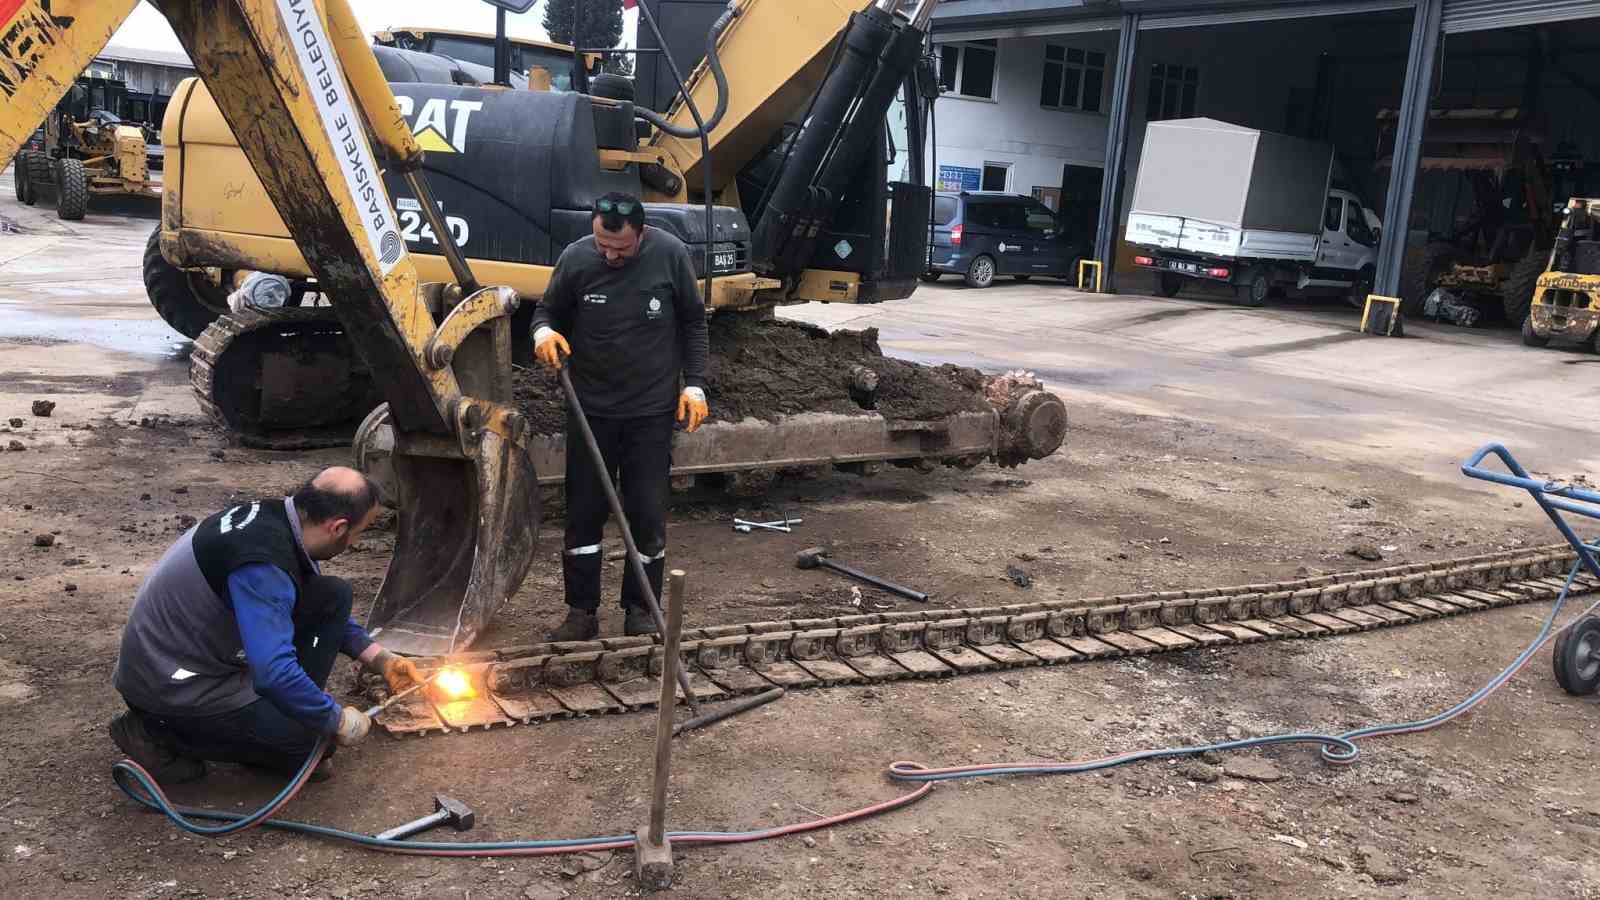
[594,198,639,216]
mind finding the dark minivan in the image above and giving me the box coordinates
[925,191,1088,288]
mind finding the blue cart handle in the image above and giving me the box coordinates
[1461,443,1600,585]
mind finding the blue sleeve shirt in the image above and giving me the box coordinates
[226,564,375,734]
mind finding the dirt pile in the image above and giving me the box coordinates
[512,314,992,435]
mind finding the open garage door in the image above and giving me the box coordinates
[1443,0,1600,33]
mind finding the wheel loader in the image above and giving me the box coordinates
[12,73,160,220]
[1522,198,1600,353]
[4,0,1066,656]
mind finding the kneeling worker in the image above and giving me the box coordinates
[109,467,421,783]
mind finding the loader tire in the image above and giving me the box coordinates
[1500,246,1545,325]
[1521,315,1550,348]
[1401,241,1455,314]
[55,157,88,221]
[13,151,33,205]
[26,151,50,203]
[143,226,227,339]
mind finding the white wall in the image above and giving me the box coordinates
[930,31,1120,198]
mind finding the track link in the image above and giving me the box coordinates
[369,544,1596,736]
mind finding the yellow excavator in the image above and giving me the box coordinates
[3,0,1066,655]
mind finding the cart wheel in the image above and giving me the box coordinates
[1553,616,1600,695]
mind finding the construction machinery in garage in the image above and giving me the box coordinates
[1522,198,1600,352]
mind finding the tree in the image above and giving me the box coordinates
[541,0,632,76]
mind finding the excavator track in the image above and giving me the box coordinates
[190,307,380,450]
[368,544,1596,737]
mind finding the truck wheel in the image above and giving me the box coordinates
[1501,247,1546,325]
[1239,269,1271,307]
[1156,273,1184,298]
[55,158,88,221]
[13,151,33,205]
[964,255,996,289]
[1553,616,1600,695]
[1520,315,1550,348]
[143,226,228,339]
[1345,266,1375,310]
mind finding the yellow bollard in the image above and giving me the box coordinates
[1359,294,1404,336]
[1076,259,1104,293]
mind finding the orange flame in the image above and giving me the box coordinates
[433,667,476,700]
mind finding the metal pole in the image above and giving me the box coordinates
[635,569,684,890]
[1374,0,1443,301]
[558,367,700,716]
[1092,13,1140,294]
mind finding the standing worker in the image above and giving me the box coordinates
[533,191,710,640]
[109,468,422,784]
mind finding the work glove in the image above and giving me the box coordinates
[371,648,423,694]
[334,706,371,747]
[677,387,709,433]
[533,326,571,371]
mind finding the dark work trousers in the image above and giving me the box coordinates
[135,574,351,774]
[562,409,674,612]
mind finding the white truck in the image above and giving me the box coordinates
[1123,118,1381,306]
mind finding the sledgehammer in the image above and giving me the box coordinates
[795,547,929,603]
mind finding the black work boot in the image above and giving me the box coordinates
[547,607,599,642]
[624,605,658,637]
[109,711,206,785]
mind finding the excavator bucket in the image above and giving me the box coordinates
[365,408,540,658]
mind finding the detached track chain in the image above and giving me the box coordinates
[368,544,1598,736]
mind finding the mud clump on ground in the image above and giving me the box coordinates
[512,315,991,435]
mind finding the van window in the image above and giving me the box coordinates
[1346,207,1377,247]
[933,196,958,226]
[1025,202,1057,233]
[1323,196,1344,233]
[967,202,1025,230]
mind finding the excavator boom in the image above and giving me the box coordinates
[1,0,539,655]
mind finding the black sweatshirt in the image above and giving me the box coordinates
[532,227,709,418]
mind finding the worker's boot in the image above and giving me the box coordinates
[623,605,658,637]
[109,711,207,785]
[547,607,599,642]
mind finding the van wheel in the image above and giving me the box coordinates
[1156,273,1183,298]
[965,255,997,289]
[919,272,941,283]
[1239,269,1271,307]
[1521,315,1550,348]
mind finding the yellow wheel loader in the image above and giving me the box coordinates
[2,0,1066,655]
[1523,199,1600,353]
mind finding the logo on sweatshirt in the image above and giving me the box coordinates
[646,296,663,320]
[584,293,607,305]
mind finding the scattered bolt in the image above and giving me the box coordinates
[172,486,189,494]
[30,400,55,417]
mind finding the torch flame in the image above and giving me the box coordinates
[433,667,476,700]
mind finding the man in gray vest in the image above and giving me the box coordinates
[110,467,421,783]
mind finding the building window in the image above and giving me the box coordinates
[1147,63,1199,121]
[1040,46,1105,113]
[981,163,1010,192]
[938,40,998,100]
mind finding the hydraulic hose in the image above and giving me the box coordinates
[112,554,1598,858]
[633,3,736,141]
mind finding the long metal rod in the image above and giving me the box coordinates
[402,169,480,295]
[673,687,784,736]
[822,559,929,602]
[558,366,700,716]
[649,571,687,844]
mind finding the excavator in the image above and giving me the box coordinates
[2,0,1067,656]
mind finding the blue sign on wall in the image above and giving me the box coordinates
[937,165,981,192]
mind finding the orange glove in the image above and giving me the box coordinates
[677,387,709,433]
[533,327,571,370]
[372,649,423,693]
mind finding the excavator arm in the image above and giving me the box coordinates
[2,0,538,655]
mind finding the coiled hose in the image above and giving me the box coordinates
[112,555,1596,858]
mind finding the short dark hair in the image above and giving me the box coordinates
[593,191,645,234]
[293,474,378,525]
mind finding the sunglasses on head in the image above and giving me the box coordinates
[594,198,639,216]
